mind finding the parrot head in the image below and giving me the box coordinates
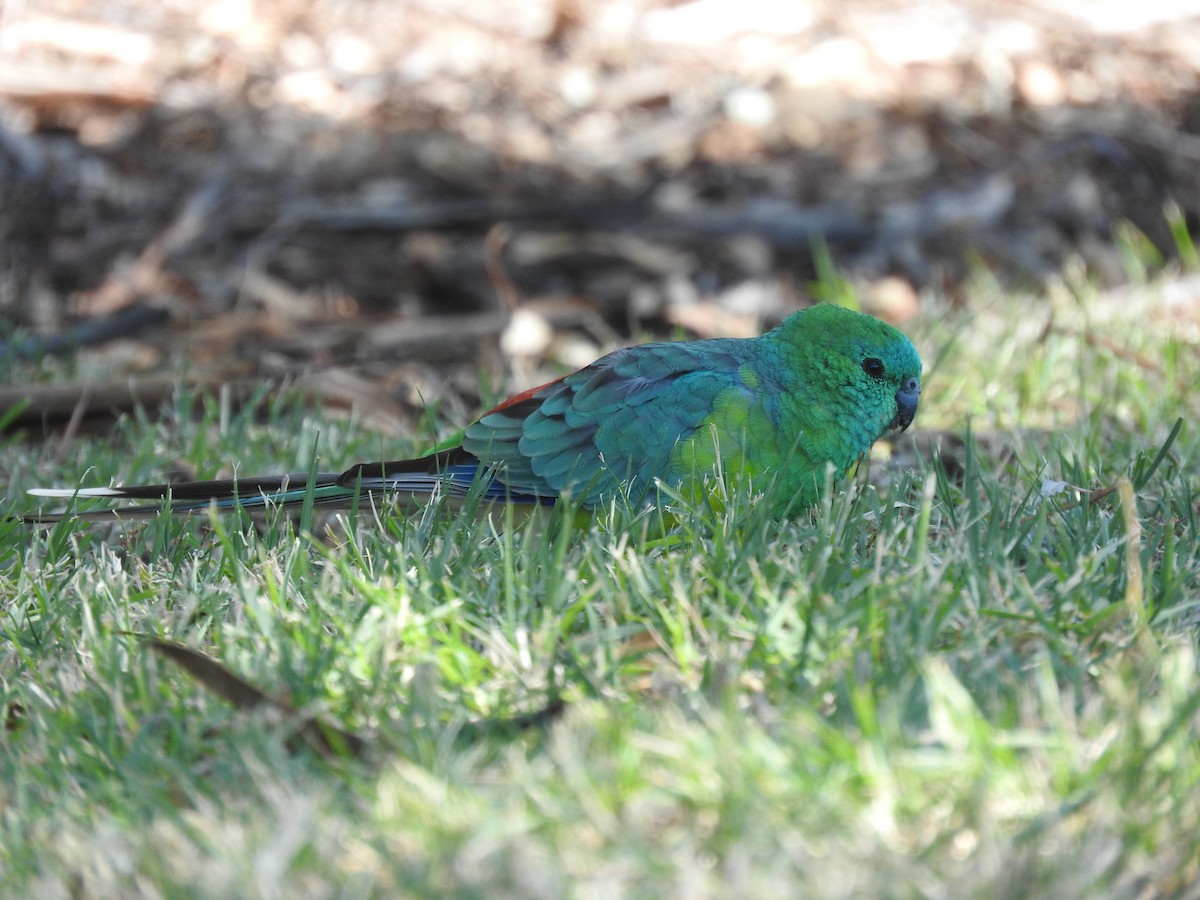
[841,309,922,440]
[773,303,923,448]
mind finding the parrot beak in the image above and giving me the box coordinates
[889,378,921,432]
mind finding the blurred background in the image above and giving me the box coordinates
[2,0,1198,434]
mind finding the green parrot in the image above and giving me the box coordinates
[23,304,921,522]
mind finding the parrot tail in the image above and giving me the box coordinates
[23,472,354,523]
[21,448,554,524]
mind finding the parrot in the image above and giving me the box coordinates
[21,303,921,523]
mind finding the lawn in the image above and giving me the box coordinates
[2,282,1198,897]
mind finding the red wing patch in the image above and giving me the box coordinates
[483,377,564,416]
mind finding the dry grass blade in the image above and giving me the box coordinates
[148,639,370,760]
[149,639,275,711]
[462,697,568,739]
[1116,477,1156,659]
[150,637,561,759]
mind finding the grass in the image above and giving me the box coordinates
[1,281,1198,898]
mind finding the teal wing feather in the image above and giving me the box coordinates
[462,340,753,506]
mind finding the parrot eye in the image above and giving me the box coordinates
[861,358,885,379]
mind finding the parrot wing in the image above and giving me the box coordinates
[461,340,754,506]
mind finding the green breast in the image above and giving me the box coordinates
[665,364,862,516]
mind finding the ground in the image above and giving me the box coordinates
[1,2,1200,897]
